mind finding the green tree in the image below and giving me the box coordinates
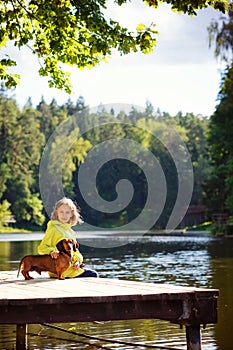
[0,0,230,92]
[73,106,190,228]
[4,103,45,225]
[0,90,46,226]
[0,87,19,198]
[205,64,233,213]
[174,112,212,206]
[65,96,87,116]
[40,115,92,212]
[36,97,68,141]
[206,10,233,214]
[208,8,233,63]
[0,199,12,227]
[134,114,188,228]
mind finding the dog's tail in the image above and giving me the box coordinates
[17,258,24,278]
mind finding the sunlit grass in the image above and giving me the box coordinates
[185,221,212,231]
[0,226,32,233]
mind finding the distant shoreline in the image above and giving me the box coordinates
[0,230,212,242]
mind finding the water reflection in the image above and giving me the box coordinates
[0,234,233,349]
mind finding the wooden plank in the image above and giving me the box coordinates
[0,272,219,302]
[0,272,219,298]
[1,299,185,324]
[0,271,219,327]
[0,282,218,305]
[0,271,219,350]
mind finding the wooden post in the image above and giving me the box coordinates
[186,325,202,350]
[16,324,27,350]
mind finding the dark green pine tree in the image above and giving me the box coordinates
[205,64,233,214]
[0,87,19,198]
[4,101,45,226]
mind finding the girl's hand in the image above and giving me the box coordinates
[73,262,85,270]
[50,251,59,259]
[73,261,79,270]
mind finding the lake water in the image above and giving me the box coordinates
[0,232,232,349]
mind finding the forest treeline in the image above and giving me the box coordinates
[1,6,233,231]
[0,88,214,230]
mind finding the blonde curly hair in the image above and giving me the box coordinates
[51,197,84,226]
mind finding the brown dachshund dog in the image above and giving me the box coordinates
[17,238,78,280]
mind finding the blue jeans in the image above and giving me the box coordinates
[76,269,98,278]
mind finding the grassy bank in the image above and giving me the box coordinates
[184,222,212,232]
[1,221,213,234]
[0,226,32,233]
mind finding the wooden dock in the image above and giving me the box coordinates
[0,271,219,350]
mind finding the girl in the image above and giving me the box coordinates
[38,197,98,278]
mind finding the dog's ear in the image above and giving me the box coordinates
[56,239,65,252]
[72,240,79,251]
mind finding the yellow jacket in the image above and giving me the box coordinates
[38,220,84,278]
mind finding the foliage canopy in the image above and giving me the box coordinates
[0,88,212,228]
[205,8,233,214]
[0,0,231,92]
[208,7,233,62]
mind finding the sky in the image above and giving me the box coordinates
[3,1,227,116]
